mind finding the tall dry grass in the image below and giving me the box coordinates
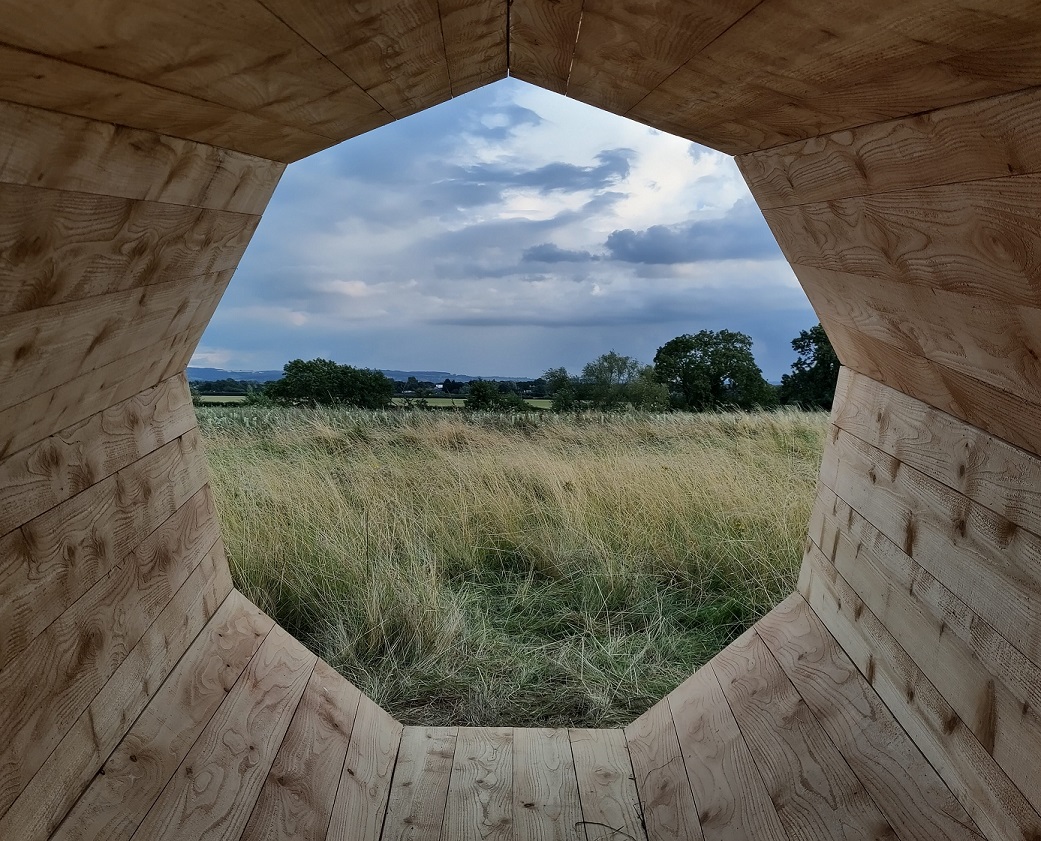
[198,407,828,727]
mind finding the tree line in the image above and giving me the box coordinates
[234,323,838,412]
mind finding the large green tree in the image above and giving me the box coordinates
[265,358,394,408]
[653,330,775,410]
[544,353,669,411]
[778,323,840,410]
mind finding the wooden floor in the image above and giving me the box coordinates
[44,588,982,841]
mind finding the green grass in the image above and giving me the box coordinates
[197,406,828,727]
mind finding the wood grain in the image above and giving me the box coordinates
[801,546,1041,841]
[438,0,507,96]
[51,590,270,841]
[712,629,894,841]
[512,728,583,841]
[569,728,643,841]
[0,543,231,841]
[238,660,362,841]
[382,726,458,841]
[326,693,403,841]
[0,99,283,212]
[509,0,583,95]
[624,700,703,841]
[0,374,195,537]
[668,665,787,841]
[0,485,222,816]
[443,727,514,841]
[126,626,315,841]
[758,594,983,841]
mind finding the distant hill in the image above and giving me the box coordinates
[187,366,533,383]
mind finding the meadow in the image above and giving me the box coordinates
[197,406,828,727]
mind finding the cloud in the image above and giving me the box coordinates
[605,199,779,264]
[521,243,598,263]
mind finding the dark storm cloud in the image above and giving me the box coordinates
[604,199,780,264]
[522,244,598,263]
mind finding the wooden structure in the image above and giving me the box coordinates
[2,1,1041,838]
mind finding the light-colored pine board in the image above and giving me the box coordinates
[0,544,232,841]
[326,693,403,841]
[0,268,233,412]
[0,374,195,537]
[0,100,283,212]
[567,0,759,116]
[438,0,507,97]
[822,424,1041,666]
[0,183,258,315]
[821,318,1041,460]
[238,660,362,841]
[0,486,222,816]
[442,727,514,841]
[0,324,209,460]
[757,594,984,841]
[668,664,788,841]
[712,629,894,841]
[512,728,583,841]
[258,0,449,119]
[738,84,1041,208]
[6,430,209,666]
[800,545,1041,841]
[508,0,583,95]
[832,368,1041,538]
[568,728,644,841]
[624,701,703,841]
[50,590,272,841]
[0,43,333,163]
[126,626,315,841]
[382,726,458,841]
[814,483,1041,816]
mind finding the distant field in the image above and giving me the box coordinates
[197,406,827,727]
[195,394,248,404]
[393,396,552,409]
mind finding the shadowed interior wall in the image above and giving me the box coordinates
[2,2,1041,839]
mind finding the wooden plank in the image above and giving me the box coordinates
[0,324,209,460]
[258,0,451,119]
[832,368,1041,539]
[712,628,894,841]
[800,545,1041,841]
[238,660,362,841]
[382,726,457,841]
[814,485,1041,817]
[126,626,315,841]
[0,374,195,536]
[0,484,222,816]
[509,0,583,95]
[0,268,234,412]
[442,727,514,841]
[512,728,583,841]
[764,174,1041,310]
[624,701,703,841]
[568,728,643,841]
[668,665,788,841]
[5,429,209,667]
[0,99,283,213]
[326,693,403,841]
[0,183,259,315]
[822,425,1041,666]
[795,264,1041,401]
[0,43,333,163]
[50,590,272,841]
[738,84,1041,209]
[438,0,507,96]
[821,319,1041,460]
[0,543,232,841]
[757,594,984,841]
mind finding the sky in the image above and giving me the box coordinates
[193,78,817,381]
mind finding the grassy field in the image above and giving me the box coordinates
[392,396,553,409]
[198,406,828,727]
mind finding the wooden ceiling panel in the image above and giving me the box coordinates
[440,0,508,96]
[509,0,583,95]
